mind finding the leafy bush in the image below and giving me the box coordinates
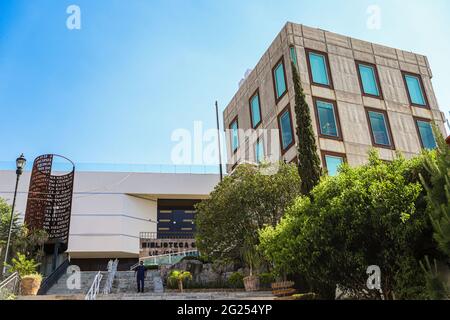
[167,270,192,292]
[196,162,301,262]
[227,272,244,289]
[260,151,437,299]
[0,288,16,300]
[258,273,275,288]
[170,280,237,290]
[6,253,40,278]
[180,255,211,264]
[144,265,158,270]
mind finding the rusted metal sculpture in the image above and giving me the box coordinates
[25,154,75,253]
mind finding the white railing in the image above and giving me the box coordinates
[130,250,199,270]
[102,259,119,295]
[0,272,20,299]
[85,271,103,300]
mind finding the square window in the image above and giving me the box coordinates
[366,109,394,149]
[403,72,428,107]
[272,57,287,102]
[306,49,332,87]
[323,154,345,177]
[249,91,262,128]
[277,106,294,153]
[357,62,381,98]
[314,99,341,139]
[415,119,437,149]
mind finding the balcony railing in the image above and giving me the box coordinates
[140,232,195,240]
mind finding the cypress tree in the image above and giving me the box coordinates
[291,61,322,195]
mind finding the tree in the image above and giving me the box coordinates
[260,151,438,299]
[291,61,321,195]
[168,270,192,292]
[195,162,301,263]
[1,197,48,277]
[421,130,450,257]
[1,198,23,275]
[6,253,40,278]
[419,129,450,299]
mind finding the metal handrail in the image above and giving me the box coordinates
[0,272,20,298]
[38,258,70,295]
[140,232,195,240]
[85,271,103,300]
[130,250,199,270]
[102,259,118,295]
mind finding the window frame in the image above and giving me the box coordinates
[365,107,395,150]
[277,105,295,155]
[305,48,334,89]
[229,115,239,154]
[401,71,429,109]
[313,97,343,141]
[271,56,288,104]
[355,60,384,99]
[321,151,347,176]
[413,117,437,150]
[248,89,262,129]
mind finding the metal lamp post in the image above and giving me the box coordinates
[2,154,26,275]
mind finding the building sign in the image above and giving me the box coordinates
[140,238,196,257]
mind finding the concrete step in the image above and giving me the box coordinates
[97,291,275,300]
[20,291,275,300]
[46,271,107,295]
[18,294,85,300]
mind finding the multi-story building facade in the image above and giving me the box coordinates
[223,22,447,174]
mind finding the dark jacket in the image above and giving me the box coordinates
[135,265,146,279]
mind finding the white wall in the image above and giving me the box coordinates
[68,194,158,258]
[0,170,219,259]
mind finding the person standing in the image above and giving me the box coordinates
[134,261,146,293]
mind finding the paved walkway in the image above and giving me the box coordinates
[18,291,275,300]
[98,291,275,300]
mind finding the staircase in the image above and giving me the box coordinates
[46,271,107,295]
[112,270,161,294]
[44,270,163,296]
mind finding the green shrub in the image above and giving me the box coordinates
[144,265,158,270]
[259,273,275,288]
[0,288,16,300]
[167,270,192,292]
[180,255,211,264]
[6,253,40,277]
[260,151,436,299]
[227,272,244,289]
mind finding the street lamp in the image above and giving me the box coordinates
[2,154,26,275]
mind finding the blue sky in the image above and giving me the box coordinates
[0,0,449,171]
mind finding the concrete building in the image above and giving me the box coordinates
[0,170,219,270]
[223,22,447,174]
